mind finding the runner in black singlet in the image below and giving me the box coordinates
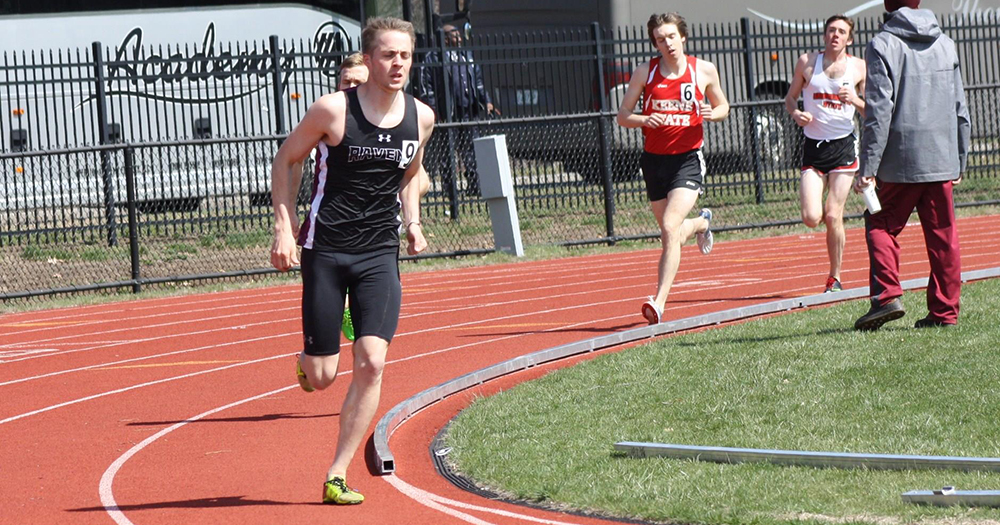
[269,17,435,505]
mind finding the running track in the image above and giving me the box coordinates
[2,215,999,525]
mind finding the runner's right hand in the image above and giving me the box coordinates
[643,113,666,129]
[792,110,813,127]
[270,229,299,272]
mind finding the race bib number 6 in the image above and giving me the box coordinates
[680,83,696,104]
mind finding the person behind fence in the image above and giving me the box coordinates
[616,12,730,325]
[853,0,970,331]
[414,23,495,195]
[784,15,867,294]
[269,17,434,504]
[414,23,496,121]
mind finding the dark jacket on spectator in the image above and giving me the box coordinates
[414,49,492,121]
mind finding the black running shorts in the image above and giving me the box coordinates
[640,149,705,202]
[300,247,402,356]
[801,134,858,175]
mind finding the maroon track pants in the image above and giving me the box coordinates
[864,180,961,323]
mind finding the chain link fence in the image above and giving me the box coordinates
[3,13,999,300]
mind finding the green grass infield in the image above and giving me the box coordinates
[444,278,1000,525]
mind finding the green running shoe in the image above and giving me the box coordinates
[323,476,364,505]
[341,307,355,342]
[295,357,314,393]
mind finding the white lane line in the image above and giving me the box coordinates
[99,385,298,525]
[0,287,297,334]
[0,353,293,425]
[5,231,975,354]
[0,293,299,339]
[0,248,971,382]
[0,306,299,352]
[96,309,646,524]
[96,316,632,525]
[385,475,586,525]
[2,234,834,341]
[0,333,292,387]
[1,304,632,423]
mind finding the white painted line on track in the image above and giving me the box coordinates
[6,250,998,385]
[99,385,297,525]
[1,300,648,425]
[0,306,299,352]
[95,316,631,525]
[0,293,300,339]
[6,232,995,358]
[385,474,590,525]
[0,353,294,425]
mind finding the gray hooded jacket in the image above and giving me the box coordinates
[859,8,970,182]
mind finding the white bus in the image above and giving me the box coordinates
[1,1,366,211]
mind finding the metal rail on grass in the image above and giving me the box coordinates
[613,442,1000,472]
[370,267,1000,474]
[902,490,1000,507]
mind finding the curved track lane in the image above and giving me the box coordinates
[2,215,999,525]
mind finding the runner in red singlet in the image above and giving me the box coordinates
[616,12,730,325]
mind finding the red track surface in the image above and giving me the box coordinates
[3,215,999,525]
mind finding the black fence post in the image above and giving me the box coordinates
[592,22,616,244]
[91,42,118,246]
[269,35,287,136]
[740,18,766,204]
[438,29,460,221]
[124,146,142,294]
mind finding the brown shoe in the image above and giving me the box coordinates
[854,298,905,331]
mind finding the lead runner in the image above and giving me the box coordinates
[269,16,434,505]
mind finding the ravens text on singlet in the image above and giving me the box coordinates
[299,89,420,253]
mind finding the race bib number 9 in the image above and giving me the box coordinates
[399,140,419,169]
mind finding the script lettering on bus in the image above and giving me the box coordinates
[313,21,354,79]
[102,21,352,103]
[952,0,998,17]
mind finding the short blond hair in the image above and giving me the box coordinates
[361,17,416,54]
[339,52,365,72]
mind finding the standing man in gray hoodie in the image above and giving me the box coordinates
[853,0,970,331]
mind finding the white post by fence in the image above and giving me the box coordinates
[473,134,524,256]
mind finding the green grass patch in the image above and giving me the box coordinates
[20,245,78,261]
[223,230,271,249]
[79,246,116,262]
[445,279,1000,525]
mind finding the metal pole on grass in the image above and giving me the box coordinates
[592,22,616,244]
[740,18,766,204]
[92,42,118,247]
[124,146,142,293]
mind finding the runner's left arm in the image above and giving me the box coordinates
[400,101,436,255]
[700,60,729,122]
[842,57,866,117]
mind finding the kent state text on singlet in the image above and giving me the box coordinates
[642,55,705,154]
[802,52,857,141]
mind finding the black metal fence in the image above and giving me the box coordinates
[3,13,999,299]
